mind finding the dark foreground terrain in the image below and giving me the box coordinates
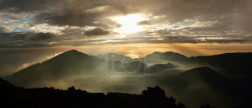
[1,78,251,108]
[0,77,210,108]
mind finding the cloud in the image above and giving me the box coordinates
[0,0,251,45]
[35,11,99,27]
[27,33,55,41]
[0,32,56,48]
[1,0,249,26]
[85,28,109,36]
[0,0,59,12]
[0,26,6,33]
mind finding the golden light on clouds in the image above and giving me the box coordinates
[110,14,148,36]
[125,50,143,58]
[75,43,252,57]
[1,43,252,58]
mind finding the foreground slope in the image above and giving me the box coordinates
[0,78,186,108]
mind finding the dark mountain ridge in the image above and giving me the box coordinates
[1,77,250,108]
[165,67,252,106]
[142,51,252,77]
[142,51,190,65]
[0,78,187,108]
[190,52,252,77]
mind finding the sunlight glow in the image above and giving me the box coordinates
[110,14,148,35]
[125,50,142,58]
[127,53,140,59]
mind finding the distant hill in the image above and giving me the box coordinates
[180,67,226,84]
[142,52,252,77]
[0,78,187,108]
[190,53,252,77]
[142,52,190,65]
[161,67,252,107]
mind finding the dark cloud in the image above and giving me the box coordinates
[0,32,56,48]
[61,27,84,36]
[0,0,251,24]
[85,28,109,36]
[27,33,55,41]
[0,0,59,12]
[35,11,99,27]
[1,0,252,29]
[0,32,27,41]
[0,0,107,27]
[0,26,6,33]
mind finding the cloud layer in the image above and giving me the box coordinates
[0,0,252,47]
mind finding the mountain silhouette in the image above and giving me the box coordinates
[178,67,229,91]
[143,52,190,65]
[2,77,249,108]
[160,67,224,91]
[162,67,252,107]
[143,51,252,77]
[180,67,226,83]
[5,50,149,87]
[191,53,252,77]
[180,67,252,96]
[0,77,16,89]
[4,50,106,87]
[0,78,188,108]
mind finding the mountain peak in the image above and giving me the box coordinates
[163,51,186,57]
[55,50,90,58]
[64,50,83,55]
[152,51,163,54]
[147,51,185,57]
[43,50,92,64]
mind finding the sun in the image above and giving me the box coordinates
[110,14,148,35]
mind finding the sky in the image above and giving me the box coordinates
[1,0,252,76]
[0,0,252,47]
